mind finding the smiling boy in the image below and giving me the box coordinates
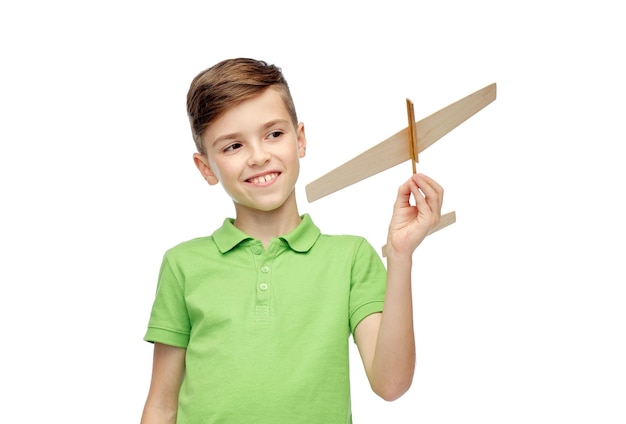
[141,58,444,424]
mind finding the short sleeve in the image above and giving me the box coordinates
[348,238,387,336]
[143,252,191,348]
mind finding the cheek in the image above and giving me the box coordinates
[208,159,228,180]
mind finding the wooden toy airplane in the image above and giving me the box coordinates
[304,83,497,255]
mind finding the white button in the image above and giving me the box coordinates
[261,265,270,273]
[259,283,268,291]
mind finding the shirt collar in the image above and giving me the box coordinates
[280,214,320,253]
[212,213,320,254]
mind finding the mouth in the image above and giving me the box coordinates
[246,172,280,185]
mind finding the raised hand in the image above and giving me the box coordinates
[386,173,443,258]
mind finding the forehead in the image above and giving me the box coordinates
[204,88,292,140]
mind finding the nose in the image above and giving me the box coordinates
[247,142,271,166]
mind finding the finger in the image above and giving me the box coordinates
[414,173,443,198]
[417,174,443,194]
[414,173,444,212]
[408,177,430,213]
[409,176,443,229]
[394,177,416,208]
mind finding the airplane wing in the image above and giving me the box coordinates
[305,83,497,202]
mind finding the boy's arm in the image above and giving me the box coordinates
[355,173,443,401]
[141,342,186,424]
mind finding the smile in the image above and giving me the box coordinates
[247,172,280,184]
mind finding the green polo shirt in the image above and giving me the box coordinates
[144,214,387,423]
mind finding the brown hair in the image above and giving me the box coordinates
[187,58,298,154]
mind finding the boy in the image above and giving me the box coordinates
[141,58,443,424]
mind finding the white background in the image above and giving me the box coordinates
[1,1,624,423]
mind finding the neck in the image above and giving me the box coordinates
[233,195,302,247]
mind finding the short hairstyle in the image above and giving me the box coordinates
[187,58,298,154]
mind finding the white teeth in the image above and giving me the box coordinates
[249,173,277,184]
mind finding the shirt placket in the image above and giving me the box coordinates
[251,241,274,323]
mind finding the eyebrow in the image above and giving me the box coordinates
[212,132,240,147]
[211,119,291,147]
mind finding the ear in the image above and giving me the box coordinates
[296,122,307,158]
[193,153,219,185]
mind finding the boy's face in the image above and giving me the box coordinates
[193,87,306,213]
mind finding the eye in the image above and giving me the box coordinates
[267,131,283,140]
[223,142,243,152]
